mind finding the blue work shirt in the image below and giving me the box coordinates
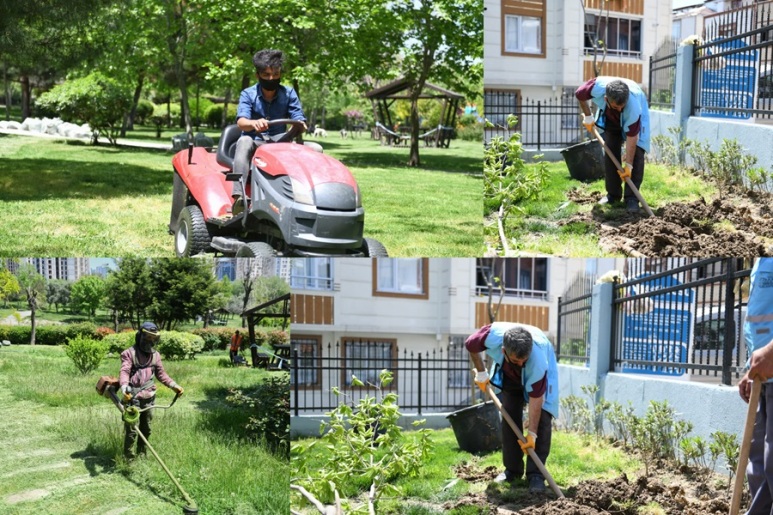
[236,83,306,138]
[745,258,773,382]
[581,76,651,153]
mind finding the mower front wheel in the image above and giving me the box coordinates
[360,238,388,257]
[175,205,211,257]
[235,241,277,258]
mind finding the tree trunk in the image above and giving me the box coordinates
[221,88,231,129]
[3,61,10,121]
[28,293,37,345]
[194,82,199,132]
[165,0,192,140]
[125,73,145,134]
[20,74,30,120]
[408,89,422,166]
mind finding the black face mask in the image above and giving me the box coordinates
[259,77,281,92]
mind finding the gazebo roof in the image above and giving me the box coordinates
[365,77,464,100]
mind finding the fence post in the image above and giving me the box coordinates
[293,349,299,417]
[556,296,562,356]
[589,282,614,388]
[722,258,737,386]
[537,101,542,151]
[417,353,422,416]
[674,43,695,123]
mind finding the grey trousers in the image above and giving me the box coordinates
[500,375,553,480]
[123,396,154,459]
[747,383,773,515]
[601,129,645,202]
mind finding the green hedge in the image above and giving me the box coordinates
[0,322,98,345]
[191,327,234,351]
[157,331,204,360]
[102,331,136,355]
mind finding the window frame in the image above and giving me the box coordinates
[290,335,323,389]
[584,14,643,58]
[341,337,398,389]
[372,258,429,300]
[475,258,549,300]
[501,0,546,58]
[290,258,334,291]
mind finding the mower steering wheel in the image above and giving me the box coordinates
[264,118,306,143]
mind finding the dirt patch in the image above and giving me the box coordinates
[454,461,500,482]
[563,191,773,257]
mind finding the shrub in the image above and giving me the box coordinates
[0,323,98,345]
[191,327,233,351]
[134,99,155,125]
[103,331,135,355]
[36,72,133,145]
[265,329,288,347]
[157,331,204,360]
[204,103,237,128]
[94,326,115,340]
[457,123,482,141]
[227,375,289,454]
[64,336,108,374]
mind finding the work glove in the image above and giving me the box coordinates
[473,369,490,394]
[172,385,184,397]
[519,433,537,453]
[120,384,132,403]
[618,162,632,181]
[582,114,595,133]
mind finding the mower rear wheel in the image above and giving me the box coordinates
[235,241,277,258]
[175,205,211,257]
[360,238,388,257]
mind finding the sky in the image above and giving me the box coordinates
[90,258,117,273]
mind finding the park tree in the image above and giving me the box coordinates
[36,73,133,145]
[0,267,21,308]
[70,275,106,319]
[45,280,71,313]
[104,257,154,329]
[14,264,46,345]
[148,259,220,330]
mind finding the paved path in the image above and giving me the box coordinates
[0,128,172,151]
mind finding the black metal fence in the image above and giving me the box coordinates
[291,342,486,415]
[556,273,595,365]
[649,38,678,111]
[484,89,584,149]
[610,258,751,385]
[693,1,773,120]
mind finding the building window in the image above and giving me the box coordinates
[373,258,429,299]
[504,15,542,54]
[475,258,549,299]
[501,0,546,57]
[584,14,641,58]
[342,338,397,387]
[290,335,322,388]
[290,258,333,290]
[448,336,471,388]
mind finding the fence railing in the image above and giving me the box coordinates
[649,39,678,111]
[556,274,595,365]
[693,1,773,120]
[484,90,584,149]
[609,258,751,385]
[291,343,485,415]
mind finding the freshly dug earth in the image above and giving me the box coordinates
[563,189,773,257]
[444,462,735,515]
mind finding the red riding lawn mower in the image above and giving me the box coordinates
[169,120,388,257]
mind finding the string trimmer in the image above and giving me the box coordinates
[96,376,198,515]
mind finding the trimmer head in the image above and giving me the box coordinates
[183,505,199,514]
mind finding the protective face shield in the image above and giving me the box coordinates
[136,322,160,353]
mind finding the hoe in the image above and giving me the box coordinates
[96,376,198,514]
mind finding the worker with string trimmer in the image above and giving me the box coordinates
[575,77,651,213]
[119,322,184,461]
[465,323,560,493]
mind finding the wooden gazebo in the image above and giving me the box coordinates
[242,292,291,369]
[365,77,463,148]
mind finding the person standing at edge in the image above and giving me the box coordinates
[575,76,651,213]
[465,322,559,493]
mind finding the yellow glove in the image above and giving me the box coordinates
[582,114,595,133]
[618,162,632,181]
[173,385,184,396]
[120,384,132,403]
[519,433,536,453]
[473,369,490,394]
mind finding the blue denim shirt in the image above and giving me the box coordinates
[236,84,306,138]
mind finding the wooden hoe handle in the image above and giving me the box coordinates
[589,127,655,218]
[486,384,564,498]
[731,379,762,515]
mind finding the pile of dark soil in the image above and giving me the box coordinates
[563,189,773,257]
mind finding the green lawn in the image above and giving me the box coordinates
[0,345,287,514]
[291,426,641,514]
[0,129,482,257]
[486,159,717,256]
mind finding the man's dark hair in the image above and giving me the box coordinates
[503,327,533,360]
[253,49,284,73]
[606,80,630,105]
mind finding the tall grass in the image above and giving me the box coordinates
[0,345,288,514]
